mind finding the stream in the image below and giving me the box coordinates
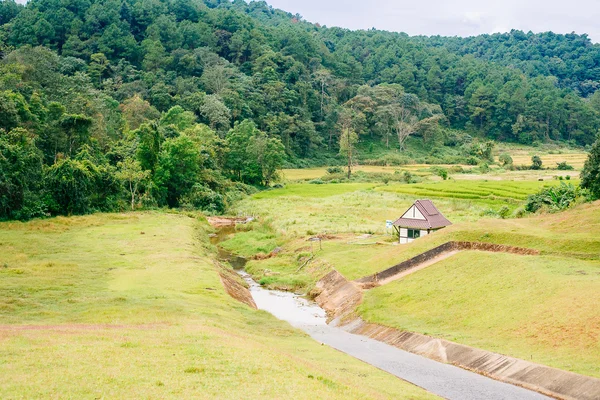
[212,227,550,400]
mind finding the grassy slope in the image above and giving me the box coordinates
[360,251,600,377]
[0,212,437,399]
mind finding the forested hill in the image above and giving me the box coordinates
[2,0,600,152]
[421,31,600,96]
[1,0,600,220]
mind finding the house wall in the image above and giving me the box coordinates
[401,205,426,220]
[399,228,436,245]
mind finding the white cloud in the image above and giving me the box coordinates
[264,0,600,42]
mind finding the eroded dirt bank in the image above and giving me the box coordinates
[314,268,600,400]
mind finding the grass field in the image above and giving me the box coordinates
[359,250,600,378]
[0,212,438,399]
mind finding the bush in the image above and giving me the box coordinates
[499,153,513,167]
[181,184,226,214]
[530,155,543,170]
[498,206,511,219]
[309,178,325,184]
[478,163,490,173]
[403,171,416,184]
[449,165,464,174]
[524,182,581,213]
[466,156,479,165]
[430,166,448,180]
[556,161,574,170]
[326,166,343,174]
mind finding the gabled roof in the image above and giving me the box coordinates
[393,200,452,230]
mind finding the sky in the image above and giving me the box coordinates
[264,0,600,43]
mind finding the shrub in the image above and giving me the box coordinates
[499,153,513,167]
[181,184,226,214]
[498,206,511,219]
[524,182,581,213]
[430,166,448,180]
[530,155,543,170]
[466,156,479,165]
[309,178,325,184]
[478,163,490,173]
[556,161,574,170]
[326,166,343,174]
[403,171,415,184]
[449,165,464,174]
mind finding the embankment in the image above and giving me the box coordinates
[356,241,540,287]
[314,264,600,400]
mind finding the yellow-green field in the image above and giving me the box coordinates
[502,150,588,169]
[281,165,463,181]
[0,213,438,399]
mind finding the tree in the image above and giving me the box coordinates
[120,95,160,131]
[59,114,94,157]
[581,139,600,199]
[337,107,359,179]
[135,123,162,172]
[249,132,285,186]
[44,158,95,215]
[0,128,44,220]
[199,95,231,132]
[531,155,543,170]
[153,134,201,207]
[116,158,150,210]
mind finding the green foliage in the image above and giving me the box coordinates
[530,155,543,170]
[225,120,285,186]
[524,182,581,213]
[0,128,45,220]
[0,0,599,221]
[556,161,574,170]
[44,157,109,215]
[153,134,201,207]
[430,166,448,180]
[499,153,513,168]
[581,138,600,199]
[326,166,343,174]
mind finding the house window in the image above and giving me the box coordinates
[408,229,421,239]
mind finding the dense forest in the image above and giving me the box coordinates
[1,0,600,220]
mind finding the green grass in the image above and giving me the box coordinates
[359,251,600,378]
[0,212,438,399]
[255,182,377,198]
[378,180,565,202]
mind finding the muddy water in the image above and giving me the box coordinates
[238,270,327,326]
[210,226,248,270]
[212,227,549,400]
[212,226,326,326]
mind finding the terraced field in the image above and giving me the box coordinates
[377,180,563,202]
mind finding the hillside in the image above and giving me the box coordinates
[1,0,599,221]
[0,212,438,398]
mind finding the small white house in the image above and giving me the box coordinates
[393,200,452,244]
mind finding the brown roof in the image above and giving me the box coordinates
[393,200,452,230]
